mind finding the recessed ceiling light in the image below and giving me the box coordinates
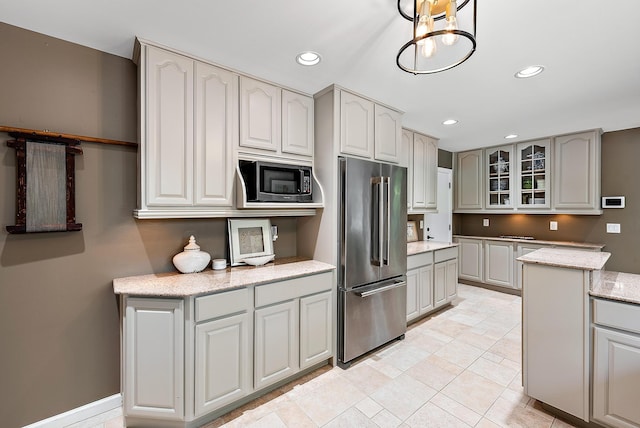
[296,51,321,66]
[505,134,518,139]
[442,119,458,125]
[515,65,544,78]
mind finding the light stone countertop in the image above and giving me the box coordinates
[517,247,610,271]
[113,258,335,297]
[453,235,605,250]
[407,241,458,256]
[590,271,640,305]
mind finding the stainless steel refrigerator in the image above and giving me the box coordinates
[337,156,407,368]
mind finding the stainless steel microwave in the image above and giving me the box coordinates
[239,160,312,202]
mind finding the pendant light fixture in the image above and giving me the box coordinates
[397,0,477,74]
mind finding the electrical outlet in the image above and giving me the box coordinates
[606,223,621,233]
[483,218,489,227]
[419,220,424,229]
[550,221,558,231]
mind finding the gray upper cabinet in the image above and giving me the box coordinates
[239,76,281,153]
[456,149,484,210]
[374,104,402,164]
[454,130,601,214]
[239,77,314,159]
[402,129,438,212]
[338,88,402,163]
[340,90,375,159]
[553,130,601,212]
[485,145,513,209]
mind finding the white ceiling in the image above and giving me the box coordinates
[2,0,639,152]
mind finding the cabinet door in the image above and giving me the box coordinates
[195,312,251,416]
[553,131,600,210]
[340,91,374,159]
[282,90,314,157]
[145,46,194,206]
[412,133,438,210]
[456,150,483,210]
[300,291,332,369]
[486,145,513,209]
[516,139,550,209]
[240,76,281,152]
[445,259,458,301]
[374,104,402,163]
[484,241,514,288]
[458,238,483,282]
[419,265,434,314]
[401,130,413,210]
[424,136,438,209]
[194,62,237,206]
[124,298,184,419]
[406,268,420,321]
[434,262,447,308]
[254,300,298,389]
[593,326,640,428]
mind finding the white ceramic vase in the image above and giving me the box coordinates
[172,235,211,273]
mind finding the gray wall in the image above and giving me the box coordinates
[454,127,640,274]
[0,23,297,427]
[438,148,453,169]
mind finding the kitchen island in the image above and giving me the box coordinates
[519,247,610,422]
[113,258,335,428]
[519,248,640,428]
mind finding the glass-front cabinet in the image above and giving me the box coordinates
[486,145,513,208]
[516,139,550,209]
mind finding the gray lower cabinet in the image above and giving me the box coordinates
[457,238,484,283]
[254,300,299,389]
[407,253,434,322]
[121,270,333,427]
[124,297,185,420]
[299,291,333,369]
[435,247,458,304]
[194,312,251,417]
[254,278,333,390]
[592,298,640,428]
[407,247,458,323]
[484,240,514,288]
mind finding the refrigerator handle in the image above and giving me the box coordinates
[371,177,383,267]
[384,176,391,266]
[378,176,385,267]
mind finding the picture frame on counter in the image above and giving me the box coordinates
[407,221,418,242]
[228,218,274,266]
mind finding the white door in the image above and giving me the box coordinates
[425,168,452,242]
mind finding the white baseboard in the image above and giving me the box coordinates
[23,393,122,428]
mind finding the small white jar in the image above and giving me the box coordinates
[172,235,211,274]
[212,259,227,270]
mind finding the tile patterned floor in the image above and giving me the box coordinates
[81,284,577,428]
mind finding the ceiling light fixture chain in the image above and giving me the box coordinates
[397,0,477,74]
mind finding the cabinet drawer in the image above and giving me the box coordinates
[408,252,433,270]
[255,271,332,308]
[593,298,640,334]
[196,288,250,323]
[435,247,458,263]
